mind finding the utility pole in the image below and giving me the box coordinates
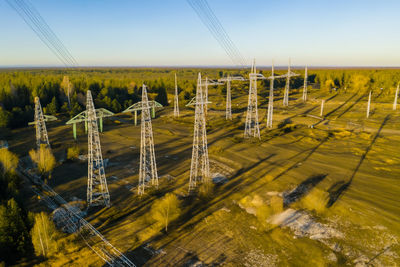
[394,82,399,111]
[302,65,308,102]
[320,99,325,117]
[174,73,179,117]
[189,73,210,192]
[138,85,159,196]
[33,97,51,150]
[86,90,110,207]
[244,59,266,139]
[367,90,372,118]
[282,58,300,106]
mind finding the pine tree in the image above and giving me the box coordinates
[155,87,168,106]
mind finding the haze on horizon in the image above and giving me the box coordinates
[1,0,400,67]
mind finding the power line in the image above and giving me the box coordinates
[6,0,78,67]
[189,0,244,66]
[187,0,246,66]
[19,0,78,65]
[200,0,246,65]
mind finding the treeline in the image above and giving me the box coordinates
[1,67,400,129]
[0,147,71,265]
[0,149,33,264]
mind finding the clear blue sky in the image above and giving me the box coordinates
[1,0,400,67]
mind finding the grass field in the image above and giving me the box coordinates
[10,84,400,266]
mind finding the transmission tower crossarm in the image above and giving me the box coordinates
[122,101,163,113]
[66,108,115,125]
[218,76,246,82]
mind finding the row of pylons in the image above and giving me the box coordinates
[29,61,311,206]
[32,60,399,207]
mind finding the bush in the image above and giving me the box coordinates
[67,146,80,160]
[297,188,328,214]
[270,195,283,214]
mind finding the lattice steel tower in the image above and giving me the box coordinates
[34,97,50,150]
[174,73,179,117]
[87,90,110,207]
[302,65,308,102]
[138,85,158,196]
[244,60,265,139]
[218,75,245,120]
[267,63,275,128]
[226,75,232,120]
[189,73,210,191]
[282,59,300,106]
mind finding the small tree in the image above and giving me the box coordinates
[155,87,168,106]
[29,145,56,180]
[0,107,10,128]
[67,146,80,160]
[31,212,59,257]
[0,148,19,174]
[46,97,58,115]
[151,193,181,232]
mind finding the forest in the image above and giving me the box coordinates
[1,67,400,134]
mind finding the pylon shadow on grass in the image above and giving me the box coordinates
[326,114,390,207]
[283,173,328,207]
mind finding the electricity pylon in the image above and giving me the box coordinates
[33,97,51,150]
[174,73,179,117]
[266,62,285,128]
[189,73,210,192]
[218,75,246,120]
[226,76,232,120]
[244,59,266,139]
[138,85,158,196]
[393,82,399,110]
[367,90,372,118]
[86,90,110,207]
[282,59,300,106]
[302,65,308,102]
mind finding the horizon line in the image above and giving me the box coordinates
[1,65,400,70]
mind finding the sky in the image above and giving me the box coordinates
[1,0,400,67]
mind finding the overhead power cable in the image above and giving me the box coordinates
[6,0,78,67]
[187,0,247,66]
